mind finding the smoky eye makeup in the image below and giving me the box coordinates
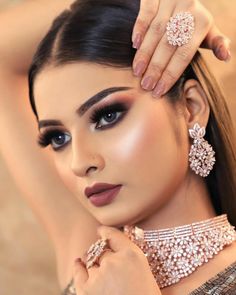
[37,98,133,151]
[88,101,130,128]
[37,129,71,151]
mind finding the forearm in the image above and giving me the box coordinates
[0,0,74,74]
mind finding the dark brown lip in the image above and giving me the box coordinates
[84,183,122,198]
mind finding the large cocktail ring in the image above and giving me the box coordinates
[86,238,111,269]
[166,12,195,46]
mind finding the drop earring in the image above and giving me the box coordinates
[188,123,216,177]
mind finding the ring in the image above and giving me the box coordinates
[166,12,195,46]
[86,238,111,269]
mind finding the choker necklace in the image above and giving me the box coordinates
[123,214,236,289]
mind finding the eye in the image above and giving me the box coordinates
[51,133,71,150]
[37,130,71,151]
[90,102,128,129]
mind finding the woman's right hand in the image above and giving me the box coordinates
[131,0,231,97]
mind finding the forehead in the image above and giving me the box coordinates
[34,62,139,120]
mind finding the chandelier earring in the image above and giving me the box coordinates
[188,123,216,177]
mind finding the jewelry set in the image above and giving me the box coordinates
[71,11,235,292]
[166,13,216,175]
[79,119,228,289]
[83,215,236,289]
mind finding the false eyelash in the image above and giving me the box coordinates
[89,102,128,125]
[37,101,129,149]
[37,129,64,148]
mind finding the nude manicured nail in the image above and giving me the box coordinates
[133,61,146,77]
[141,76,155,90]
[225,49,231,63]
[132,33,142,49]
[152,81,165,98]
[216,45,231,62]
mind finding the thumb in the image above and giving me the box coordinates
[97,225,138,252]
[202,24,231,61]
[73,257,88,293]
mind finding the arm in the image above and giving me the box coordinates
[0,0,74,73]
[0,0,99,288]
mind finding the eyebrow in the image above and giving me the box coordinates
[38,86,132,130]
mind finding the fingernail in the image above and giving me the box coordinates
[152,81,165,98]
[141,76,155,90]
[132,33,142,49]
[225,49,231,63]
[133,61,146,77]
[216,45,231,62]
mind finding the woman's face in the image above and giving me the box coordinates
[34,62,190,227]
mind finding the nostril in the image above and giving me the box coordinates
[86,166,97,175]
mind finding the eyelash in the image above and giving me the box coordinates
[37,102,128,151]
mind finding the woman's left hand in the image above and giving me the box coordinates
[73,226,161,295]
[132,0,231,97]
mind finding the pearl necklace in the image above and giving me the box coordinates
[123,214,236,288]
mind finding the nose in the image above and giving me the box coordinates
[70,135,105,178]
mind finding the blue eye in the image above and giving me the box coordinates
[37,102,129,151]
[51,133,71,150]
[37,130,71,151]
[96,111,123,128]
[89,102,128,129]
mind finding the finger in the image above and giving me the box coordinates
[152,6,212,97]
[94,248,114,268]
[97,226,138,252]
[73,257,88,293]
[83,239,114,274]
[132,0,159,49]
[152,40,198,98]
[133,0,175,78]
[139,29,177,91]
[202,25,231,62]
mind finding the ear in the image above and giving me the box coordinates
[182,79,210,129]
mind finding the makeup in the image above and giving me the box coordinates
[37,100,129,150]
[88,185,122,207]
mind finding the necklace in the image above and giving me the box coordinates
[123,214,236,288]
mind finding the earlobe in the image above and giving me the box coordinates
[182,79,210,129]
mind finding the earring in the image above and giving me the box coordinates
[188,123,216,177]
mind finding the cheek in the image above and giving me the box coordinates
[106,105,173,170]
[104,102,188,194]
[53,154,78,194]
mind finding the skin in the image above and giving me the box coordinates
[34,62,214,230]
[0,1,232,293]
[33,62,236,294]
[132,0,231,96]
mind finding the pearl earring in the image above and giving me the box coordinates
[188,123,216,177]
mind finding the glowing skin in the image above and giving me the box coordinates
[34,63,215,229]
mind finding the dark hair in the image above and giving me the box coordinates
[28,0,236,226]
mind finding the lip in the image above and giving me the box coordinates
[85,183,122,198]
[85,184,122,207]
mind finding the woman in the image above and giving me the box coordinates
[0,0,235,294]
[27,0,236,294]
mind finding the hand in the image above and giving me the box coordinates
[73,226,161,295]
[132,0,231,97]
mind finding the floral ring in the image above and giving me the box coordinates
[86,238,111,269]
[166,12,195,46]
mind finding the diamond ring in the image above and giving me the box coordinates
[86,238,111,269]
[166,12,195,47]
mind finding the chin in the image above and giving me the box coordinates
[91,208,148,229]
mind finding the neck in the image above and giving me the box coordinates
[136,171,216,230]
